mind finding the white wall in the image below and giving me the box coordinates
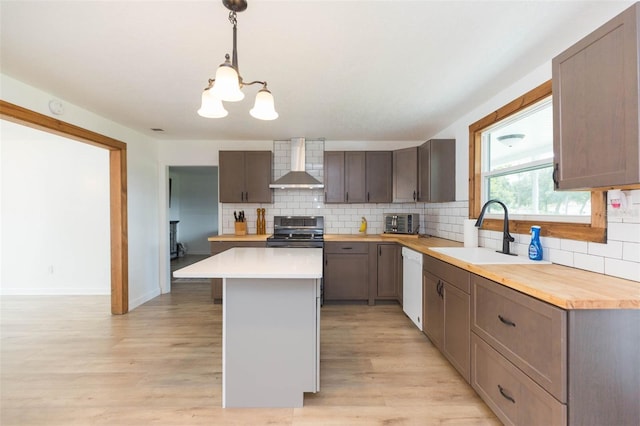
[1,120,110,294]
[1,74,162,309]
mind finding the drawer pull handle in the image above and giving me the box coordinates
[342,247,353,250]
[498,315,516,327]
[498,385,516,404]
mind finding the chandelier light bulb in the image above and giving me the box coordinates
[250,87,278,120]
[197,89,229,118]
[211,60,245,102]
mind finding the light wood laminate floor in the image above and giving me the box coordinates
[1,283,499,425]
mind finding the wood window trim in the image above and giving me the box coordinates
[468,80,606,243]
[0,100,129,314]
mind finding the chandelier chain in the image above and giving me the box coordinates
[228,11,237,26]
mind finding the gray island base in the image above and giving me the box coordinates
[173,247,322,408]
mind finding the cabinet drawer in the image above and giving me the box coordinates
[471,275,566,402]
[424,255,470,293]
[471,334,566,426]
[324,242,369,254]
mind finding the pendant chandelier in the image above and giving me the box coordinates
[198,0,278,120]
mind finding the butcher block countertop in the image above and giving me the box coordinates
[209,234,269,242]
[208,233,639,310]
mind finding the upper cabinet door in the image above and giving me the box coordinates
[552,2,640,190]
[324,151,345,203]
[429,139,456,202]
[393,147,418,203]
[219,151,246,203]
[418,139,455,202]
[244,151,273,203]
[418,142,431,202]
[345,151,367,203]
[219,151,273,203]
[365,151,392,203]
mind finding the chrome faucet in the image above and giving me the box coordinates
[475,199,515,256]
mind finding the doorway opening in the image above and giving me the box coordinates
[167,166,218,286]
[0,100,128,314]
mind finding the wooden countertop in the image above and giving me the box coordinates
[207,233,640,310]
[209,234,269,242]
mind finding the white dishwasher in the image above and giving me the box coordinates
[402,247,423,330]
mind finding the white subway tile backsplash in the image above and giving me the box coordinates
[604,258,640,282]
[548,248,574,267]
[623,242,640,262]
[608,222,640,243]
[588,240,623,259]
[574,253,605,274]
[560,239,588,254]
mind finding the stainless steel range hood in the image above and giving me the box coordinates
[270,138,324,189]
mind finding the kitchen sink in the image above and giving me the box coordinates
[429,247,551,265]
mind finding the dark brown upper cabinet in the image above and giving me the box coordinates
[219,151,273,203]
[365,151,392,203]
[345,151,367,203]
[324,151,346,203]
[393,147,419,203]
[418,139,456,202]
[324,151,392,203]
[552,2,640,190]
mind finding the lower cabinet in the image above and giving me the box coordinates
[323,242,369,302]
[471,333,567,426]
[376,243,401,301]
[210,241,266,302]
[422,255,471,382]
[470,274,640,426]
[471,274,567,425]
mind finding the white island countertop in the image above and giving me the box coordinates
[172,247,323,279]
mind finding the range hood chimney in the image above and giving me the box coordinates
[270,138,324,189]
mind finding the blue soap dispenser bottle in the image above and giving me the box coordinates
[528,226,543,261]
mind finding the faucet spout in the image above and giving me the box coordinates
[475,199,515,256]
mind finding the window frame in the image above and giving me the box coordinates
[469,80,606,243]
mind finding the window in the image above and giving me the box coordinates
[482,97,591,220]
[469,80,606,243]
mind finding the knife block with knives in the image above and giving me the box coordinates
[234,210,247,236]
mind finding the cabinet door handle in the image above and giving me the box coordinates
[413,190,416,201]
[367,192,370,202]
[552,163,559,189]
[245,191,248,201]
[379,247,381,256]
[346,192,349,202]
[498,385,516,404]
[498,315,516,327]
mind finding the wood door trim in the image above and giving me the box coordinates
[0,100,129,314]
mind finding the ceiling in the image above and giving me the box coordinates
[0,1,633,142]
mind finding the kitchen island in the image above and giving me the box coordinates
[173,247,323,408]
